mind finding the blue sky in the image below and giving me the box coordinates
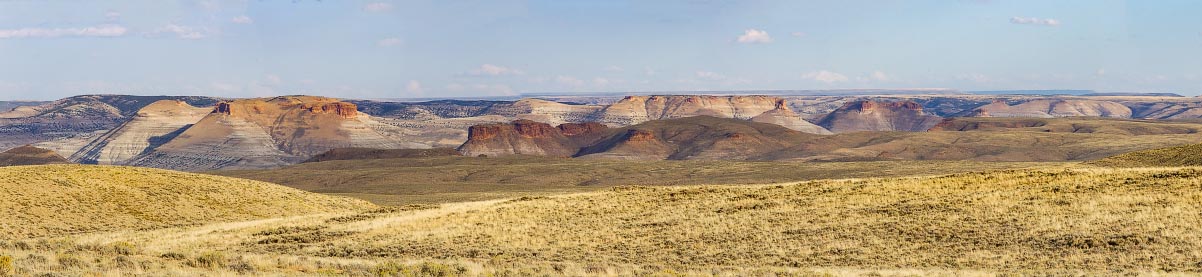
[0,0,1200,100]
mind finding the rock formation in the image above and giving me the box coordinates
[457,120,609,157]
[817,100,944,132]
[126,96,423,171]
[962,99,1132,118]
[0,95,221,151]
[750,99,832,134]
[461,116,816,160]
[594,95,781,125]
[68,100,211,165]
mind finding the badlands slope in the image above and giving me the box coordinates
[94,96,424,170]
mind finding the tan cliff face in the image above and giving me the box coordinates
[750,99,832,134]
[125,96,421,171]
[68,100,212,165]
[817,100,943,133]
[964,99,1132,118]
[596,95,782,125]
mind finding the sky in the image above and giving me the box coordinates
[0,0,1200,100]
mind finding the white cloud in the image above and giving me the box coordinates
[1095,68,1107,76]
[266,74,282,85]
[556,76,585,87]
[147,24,211,39]
[1010,16,1060,26]
[602,65,624,72]
[406,80,423,94]
[465,64,525,76]
[592,77,611,86]
[790,32,805,37]
[736,29,773,44]
[105,11,121,21]
[802,70,849,83]
[869,71,890,81]
[377,37,402,47]
[231,15,253,24]
[0,25,127,39]
[696,71,726,80]
[644,67,657,76]
[364,2,393,12]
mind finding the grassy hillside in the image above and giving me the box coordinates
[303,147,461,163]
[1087,142,1202,167]
[9,166,1202,275]
[301,167,1202,272]
[214,156,1062,205]
[0,165,373,239]
[0,145,70,166]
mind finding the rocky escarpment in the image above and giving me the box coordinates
[127,96,423,171]
[750,99,832,134]
[0,95,221,151]
[817,100,943,132]
[0,145,71,166]
[462,116,817,160]
[961,99,1132,118]
[594,95,782,125]
[457,120,610,157]
[68,100,212,165]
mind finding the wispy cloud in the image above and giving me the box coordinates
[1010,16,1060,26]
[377,37,402,47]
[231,15,253,24]
[556,76,585,87]
[364,2,393,12]
[602,65,624,72]
[146,24,211,39]
[105,11,121,21]
[464,64,525,76]
[406,80,423,94]
[802,70,849,83]
[696,71,726,80]
[0,25,127,39]
[736,29,773,44]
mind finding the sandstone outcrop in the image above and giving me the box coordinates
[750,99,832,134]
[817,100,943,132]
[127,96,423,170]
[962,99,1131,118]
[68,100,212,165]
[457,119,609,157]
[594,95,781,125]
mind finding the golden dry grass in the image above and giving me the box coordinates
[1088,143,1202,168]
[0,165,374,240]
[214,156,1064,205]
[7,165,1202,275]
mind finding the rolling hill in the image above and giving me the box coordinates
[1086,142,1202,167]
[0,145,70,166]
[213,155,1059,204]
[19,165,1202,275]
[0,165,372,239]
